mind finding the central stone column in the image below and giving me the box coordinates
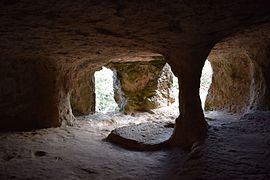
[168,48,210,148]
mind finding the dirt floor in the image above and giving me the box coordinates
[1,107,270,180]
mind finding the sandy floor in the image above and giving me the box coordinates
[0,108,270,180]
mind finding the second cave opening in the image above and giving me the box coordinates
[92,60,213,116]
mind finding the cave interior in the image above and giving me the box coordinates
[1,0,270,179]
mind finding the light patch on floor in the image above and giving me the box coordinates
[1,110,270,179]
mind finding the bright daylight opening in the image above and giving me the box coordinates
[94,67,119,113]
[171,70,179,109]
[200,59,213,109]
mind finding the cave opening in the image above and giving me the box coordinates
[94,66,119,113]
[57,56,216,151]
[90,59,212,117]
[70,57,213,132]
[200,59,213,110]
[93,62,181,116]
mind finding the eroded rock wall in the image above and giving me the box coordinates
[70,72,95,116]
[109,59,174,113]
[205,52,253,113]
[155,63,176,107]
[205,26,270,113]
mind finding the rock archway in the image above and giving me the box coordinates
[206,25,270,114]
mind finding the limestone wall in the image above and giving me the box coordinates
[206,27,270,113]
[70,73,95,116]
[109,59,175,113]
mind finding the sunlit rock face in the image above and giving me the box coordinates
[0,0,270,146]
[109,58,174,113]
[155,63,176,107]
[206,26,270,114]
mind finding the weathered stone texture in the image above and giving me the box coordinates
[110,58,174,113]
[70,73,95,116]
[107,122,174,151]
[155,63,176,107]
[206,26,270,113]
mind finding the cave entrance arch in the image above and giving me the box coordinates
[94,66,119,113]
[92,60,213,114]
[204,34,270,114]
[70,59,212,117]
